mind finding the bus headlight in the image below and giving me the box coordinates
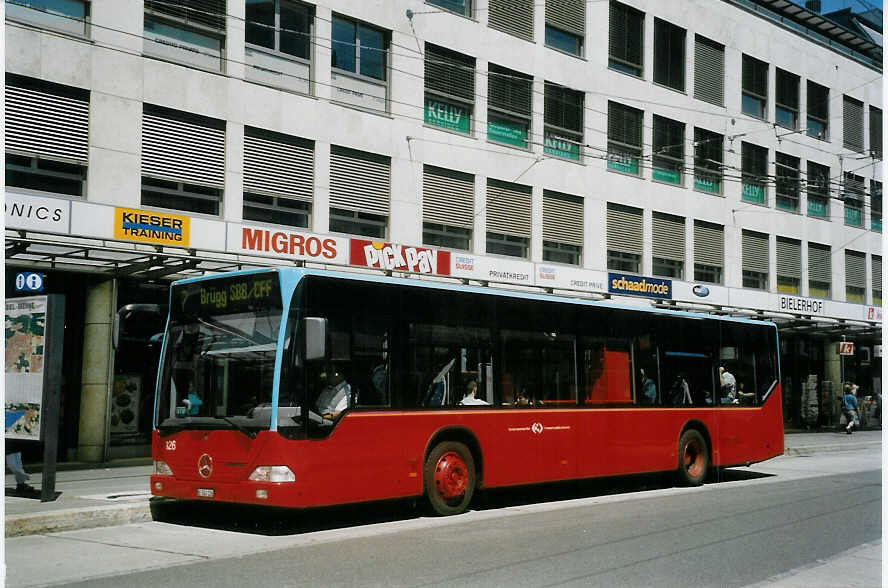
[154,460,173,476]
[249,466,295,483]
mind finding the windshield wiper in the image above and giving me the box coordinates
[220,416,257,439]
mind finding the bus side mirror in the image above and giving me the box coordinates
[304,317,327,361]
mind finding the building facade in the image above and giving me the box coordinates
[4,0,882,461]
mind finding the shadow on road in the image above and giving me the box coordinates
[149,468,775,536]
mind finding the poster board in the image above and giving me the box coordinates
[5,296,47,440]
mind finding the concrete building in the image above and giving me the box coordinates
[4,0,882,461]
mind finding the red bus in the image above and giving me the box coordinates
[151,268,783,515]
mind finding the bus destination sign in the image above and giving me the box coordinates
[175,273,281,316]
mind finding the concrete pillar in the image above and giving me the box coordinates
[78,279,116,463]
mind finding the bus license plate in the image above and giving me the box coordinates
[197,488,215,498]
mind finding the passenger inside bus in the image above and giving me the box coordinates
[460,380,489,406]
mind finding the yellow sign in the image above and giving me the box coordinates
[114,208,190,246]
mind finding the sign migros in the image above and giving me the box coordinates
[608,273,672,300]
[114,208,190,246]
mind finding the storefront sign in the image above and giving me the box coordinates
[866,306,882,321]
[742,183,765,203]
[544,133,580,161]
[778,295,824,315]
[608,273,672,299]
[114,208,190,246]
[694,176,721,194]
[452,254,534,286]
[607,152,639,175]
[535,265,607,293]
[425,98,470,134]
[488,118,527,148]
[837,341,855,356]
[652,167,681,184]
[227,224,348,264]
[350,240,450,275]
[5,192,70,234]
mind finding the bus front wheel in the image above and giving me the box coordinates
[677,429,709,486]
[424,441,475,516]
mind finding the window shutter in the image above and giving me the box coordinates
[489,65,532,117]
[425,44,475,103]
[487,179,531,238]
[243,128,313,201]
[808,244,832,282]
[543,190,583,246]
[5,78,89,163]
[694,35,724,106]
[488,0,534,41]
[142,105,225,187]
[742,230,769,274]
[652,212,685,261]
[144,0,226,31]
[844,173,865,201]
[776,238,801,278]
[843,96,864,151]
[607,203,642,256]
[608,102,643,147]
[609,1,643,71]
[873,256,882,291]
[330,146,391,215]
[845,251,866,288]
[423,166,474,229]
[546,0,584,37]
[694,221,723,267]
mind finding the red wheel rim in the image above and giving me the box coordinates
[683,440,703,478]
[434,451,468,501]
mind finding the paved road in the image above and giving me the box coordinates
[5,449,880,587]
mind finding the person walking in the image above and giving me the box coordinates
[842,383,859,434]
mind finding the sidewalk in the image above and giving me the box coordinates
[4,430,881,538]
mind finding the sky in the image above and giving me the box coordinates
[819,0,883,13]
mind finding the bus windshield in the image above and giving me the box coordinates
[156,271,283,433]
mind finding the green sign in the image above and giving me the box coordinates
[425,98,470,134]
[653,167,681,184]
[488,118,527,148]
[845,207,862,226]
[544,133,580,160]
[807,198,827,217]
[607,152,639,175]
[742,183,765,203]
[694,175,720,194]
[873,217,882,232]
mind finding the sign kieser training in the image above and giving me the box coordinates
[114,208,190,246]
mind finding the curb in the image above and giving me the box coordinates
[5,501,152,538]
[784,441,881,456]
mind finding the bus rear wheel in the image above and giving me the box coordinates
[424,441,475,516]
[677,429,709,486]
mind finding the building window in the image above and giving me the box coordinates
[329,208,386,238]
[846,250,866,304]
[332,15,387,81]
[652,116,684,185]
[775,152,800,212]
[694,221,723,284]
[486,232,529,258]
[423,166,474,250]
[808,243,831,299]
[607,101,643,175]
[872,180,882,232]
[806,81,829,140]
[243,193,310,228]
[427,0,471,17]
[608,250,640,273]
[142,177,221,215]
[423,223,471,250]
[545,0,584,56]
[652,212,685,279]
[7,0,89,36]
[694,127,722,194]
[775,69,799,130]
[871,107,882,159]
[843,96,865,153]
[694,35,724,106]
[488,64,533,149]
[873,256,882,306]
[742,230,769,290]
[807,161,830,219]
[608,1,643,77]
[741,142,768,204]
[653,19,685,92]
[543,190,583,265]
[424,44,474,135]
[144,0,226,72]
[652,258,682,279]
[843,172,864,227]
[742,55,768,119]
[695,263,722,284]
[544,83,583,161]
[776,237,801,295]
[6,154,86,197]
[246,0,310,58]
[488,0,534,41]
